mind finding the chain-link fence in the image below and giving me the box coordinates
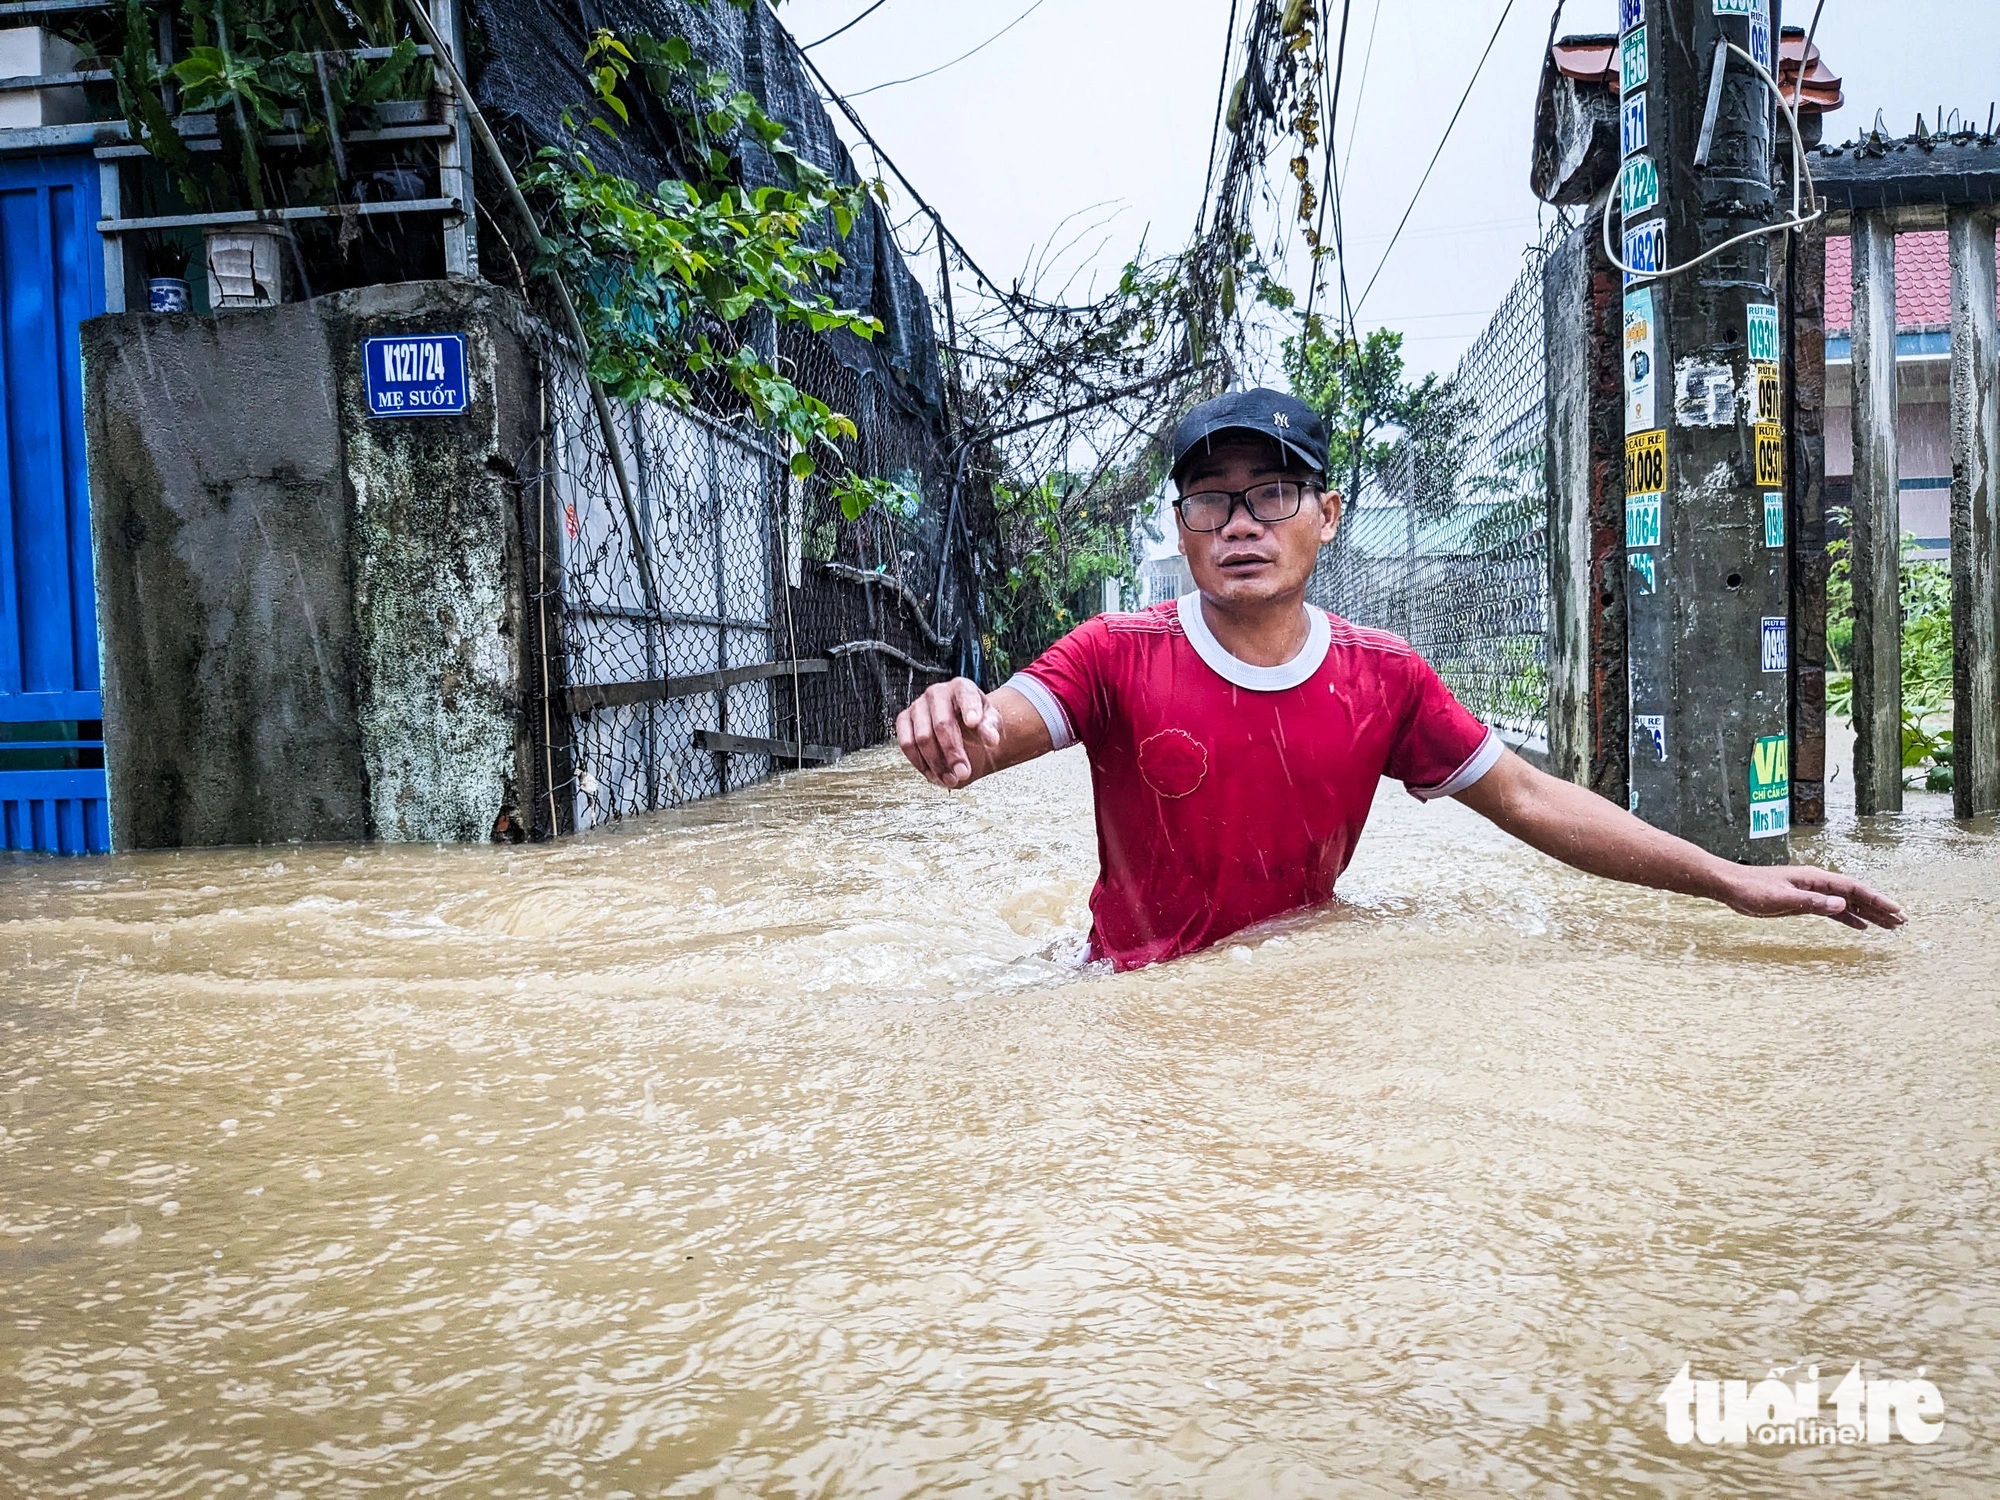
[513,323,976,840]
[1309,233,1559,747]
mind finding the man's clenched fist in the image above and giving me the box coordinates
[897,677,1003,789]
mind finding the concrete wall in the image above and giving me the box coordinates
[86,281,542,848]
[1542,220,1629,806]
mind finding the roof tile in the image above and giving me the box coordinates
[1824,230,1999,333]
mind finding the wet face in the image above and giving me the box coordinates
[1173,434,1342,608]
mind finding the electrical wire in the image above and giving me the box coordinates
[841,0,1054,100]
[1325,2,1357,344]
[1339,0,1384,186]
[1194,0,1242,238]
[1788,0,1828,105]
[802,0,892,51]
[789,31,1106,388]
[1601,40,1820,284]
[1301,0,1354,332]
[1352,0,1519,320]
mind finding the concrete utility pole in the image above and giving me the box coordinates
[1619,0,1791,860]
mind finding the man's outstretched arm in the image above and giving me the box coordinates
[897,679,1055,789]
[1454,748,1905,930]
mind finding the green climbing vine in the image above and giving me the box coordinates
[525,26,884,499]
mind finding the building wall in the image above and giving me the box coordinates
[85,281,541,847]
[1138,556,1192,608]
[1824,355,1954,554]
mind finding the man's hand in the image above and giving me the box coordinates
[897,678,1005,789]
[1712,864,1905,931]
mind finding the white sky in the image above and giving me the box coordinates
[775,0,2000,379]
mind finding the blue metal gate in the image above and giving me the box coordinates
[0,151,109,854]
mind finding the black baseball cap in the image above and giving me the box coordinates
[1169,387,1328,483]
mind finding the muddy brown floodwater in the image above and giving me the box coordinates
[2,742,1998,1497]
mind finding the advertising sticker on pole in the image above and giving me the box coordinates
[1749,734,1790,839]
[1746,303,1780,364]
[1622,95,1648,158]
[1762,617,1788,674]
[1624,287,1657,433]
[1621,27,1649,93]
[1622,156,1661,218]
[1623,220,1666,286]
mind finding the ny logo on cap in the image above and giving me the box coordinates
[1273,412,1291,428]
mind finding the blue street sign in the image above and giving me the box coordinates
[363,333,468,417]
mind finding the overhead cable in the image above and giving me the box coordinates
[1302,0,1354,333]
[1340,0,1383,185]
[1193,0,1242,238]
[842,0,1054,100]
[1352,0,1519,319]
[789,31,1103,388]
[1601,41,1821,285]
[802,0,892,51]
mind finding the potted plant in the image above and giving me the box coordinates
[140,236,191,312]
[106,0,426,306]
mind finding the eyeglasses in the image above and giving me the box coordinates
[1174,481,1312,533]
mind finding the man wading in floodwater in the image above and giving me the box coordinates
[896,390,1904,970]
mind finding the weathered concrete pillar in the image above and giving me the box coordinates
[86,281,544,847]
[1544,217,1628,804]
[1849,211,1902,815]
[1786,218,1829,826]
[1949,209,2000,817]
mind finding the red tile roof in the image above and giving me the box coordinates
[1824,230,2000,332]
[1552,28,1843,112]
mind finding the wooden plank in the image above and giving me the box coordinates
[564,658,827,715]
[0,120,128,155]
[96,155,121,313]
[0,689,101,723]
[0,768,106,798]
[430,0,476,279]
[1949,207,2000,816]
[1849,211,1903,815]
[693,730,842,764]
[95,126,452,159]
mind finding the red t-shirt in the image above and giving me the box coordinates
[1007,595,1500,970]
